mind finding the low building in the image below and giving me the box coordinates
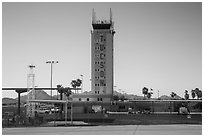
[71,94,112,102]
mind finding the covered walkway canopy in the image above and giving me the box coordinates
[2,87,81,116]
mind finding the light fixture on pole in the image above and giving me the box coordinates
[46,60,59,100]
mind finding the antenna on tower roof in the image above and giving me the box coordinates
[110,8,112,23]
[92,8,96,24]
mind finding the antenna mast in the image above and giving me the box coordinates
[110,8,112,23]
[92,8,96,24]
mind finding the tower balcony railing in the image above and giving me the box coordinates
[92,20,112,25]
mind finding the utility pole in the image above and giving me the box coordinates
[65,100,68,126]
[71,101,73,125]
[71,96,73,125]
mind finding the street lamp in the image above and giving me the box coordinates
[80,75,83,93]
[46,60,59,100]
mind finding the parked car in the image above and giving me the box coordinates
[51,107,60,113]
[38,108,50,114]
[142,109,151,114]
[128,107,137,114]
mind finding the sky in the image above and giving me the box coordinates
[2,2,202,98]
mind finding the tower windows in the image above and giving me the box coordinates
[95,54,100,58]
[100,53,105,59]
[95,83,100,86]
[100,79,105,86]
[100,62,105,68]
[96,39,99,43]
[100,71,105,77]
[100,44,105,51]
[97,98,103,101]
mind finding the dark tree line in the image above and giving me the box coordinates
[56,78,82,98]
[191,88,202,99]
[171,88,202,100]
[183,88,202,100]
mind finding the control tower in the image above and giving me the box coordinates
[91,9,115,101]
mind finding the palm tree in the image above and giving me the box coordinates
[194,88,202,99]
[147,92,153,99]
[191,90,196,99]
[57,85,63,100]
[63,87,72,98]
[197,91,202,99]
[76,79,82,87]
[76,79,82,93]
[71,80,77,93]
[71,79,82,94]
[184,90,189,100]
[142,87,148,99]
[170,92,176,99]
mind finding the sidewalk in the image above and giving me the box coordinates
[41,121,91,126]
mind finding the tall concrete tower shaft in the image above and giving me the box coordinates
[91,9,115,100]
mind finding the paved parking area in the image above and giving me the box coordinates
[2,124,202,135]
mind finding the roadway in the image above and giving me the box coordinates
[2,124,202,135]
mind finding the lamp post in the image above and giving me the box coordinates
[46,60,59,100]
[80,75,83,93]
[71,100,73,125]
